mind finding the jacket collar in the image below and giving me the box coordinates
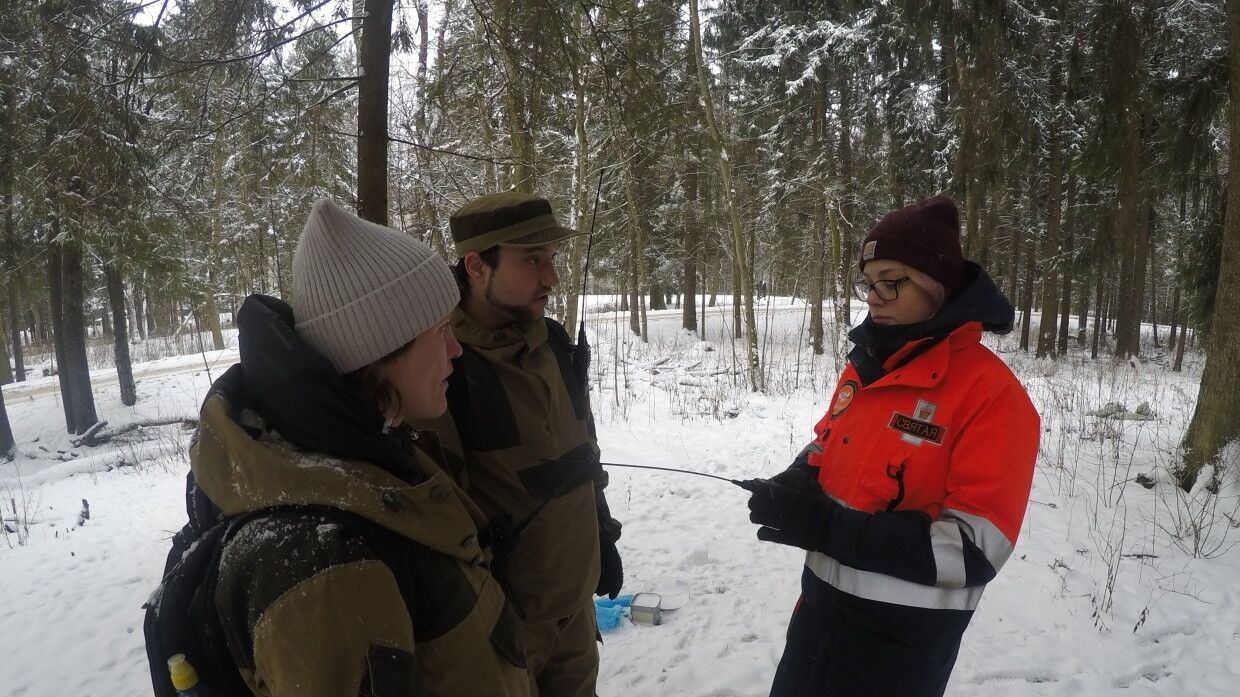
[191,392,487,562]
[863,322,983,390]
[232,294,414,479]
[451,305,548,354]
[848,262,1013,386]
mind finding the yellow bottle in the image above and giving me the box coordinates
[167,654,212,696]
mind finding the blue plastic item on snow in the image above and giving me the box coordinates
[594,595,634,631]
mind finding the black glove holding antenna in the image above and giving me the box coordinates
[740,468,842,552]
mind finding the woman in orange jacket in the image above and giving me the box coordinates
[744,195,1040,697]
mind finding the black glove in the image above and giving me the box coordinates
[740,469,840,552]
[596,539,623,599]
[480,513,518,582]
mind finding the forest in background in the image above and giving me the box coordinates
[1,0,1238,490]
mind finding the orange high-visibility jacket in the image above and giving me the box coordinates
[805,321,1039,611]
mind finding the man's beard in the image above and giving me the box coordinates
[484,276,547,325]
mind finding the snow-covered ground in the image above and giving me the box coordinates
[2,300,1238,696]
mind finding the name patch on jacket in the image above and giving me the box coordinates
[888,400,945,446]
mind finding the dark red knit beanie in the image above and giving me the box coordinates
[859,194,964,293]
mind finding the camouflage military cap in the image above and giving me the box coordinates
[450,191,583,257]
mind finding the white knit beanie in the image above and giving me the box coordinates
[292,198,459,374]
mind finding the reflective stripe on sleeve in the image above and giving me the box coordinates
[930,519,966,587]
[805,551,987,611]
[939,507,1014,584]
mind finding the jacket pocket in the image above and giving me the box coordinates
[489,596,528,669]
[361,644,421,697]
[413,576,530,694]
[854,454,909,513]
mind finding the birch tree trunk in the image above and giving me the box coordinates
[7,284,23,381]
[206,145,227,351]
[681,139,699,334]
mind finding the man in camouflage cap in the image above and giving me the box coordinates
[420,190,623,697]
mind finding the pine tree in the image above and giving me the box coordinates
[1178,0,1240,491]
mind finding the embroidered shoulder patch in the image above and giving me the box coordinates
[888,399,945,446]
[831,380,858,419]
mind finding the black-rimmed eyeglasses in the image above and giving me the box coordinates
[852,276,910,302]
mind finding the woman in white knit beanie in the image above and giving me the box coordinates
[177,199,531,697]
[292,197,464,424]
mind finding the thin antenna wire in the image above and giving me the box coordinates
[578,164,606,329]
[601,461,744,486]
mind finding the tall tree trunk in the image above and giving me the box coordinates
[682,140,700,334]
[731,257,742,340]
[808,79,827,355]
[1057,170,1078,355]
[1178,0,1240,491]
[103,262,136,406]
[1,77,18,385]
[808,202,826,356]
[837,70,855,325]
[565,19,591,337]
[627,257,641,338]
[624,163,645,340]
[1112,107,1150,357]
[203,272,225,351]
[494,2,536,193]
[1037,68,1066,357]
[1018,228,1032,351]
[7,283,24,382]
[690,0,761,390]
[1149,237,1160,348]
[0,315,11,384]
[0,384,12,458]
[47,213,76,433]
[649,281,665,311]
[468,15,499,189]
[981,176,1003,270]
[60,234,98,434]
[1090,264,1106,360]
[1173,312,1188,372]
[357,0,393,224]
[412,0,438,252]
[829,206,849,356]
[1168,285,1180,347]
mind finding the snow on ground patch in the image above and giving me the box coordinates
[2,306,1239,696]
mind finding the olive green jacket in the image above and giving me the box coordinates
[192,392,531,697]
[419,310,618,625]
